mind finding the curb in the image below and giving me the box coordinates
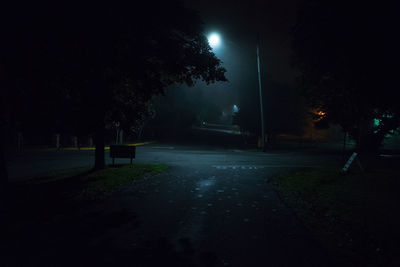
[26,141,156,152]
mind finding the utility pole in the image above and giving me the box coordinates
[256,33,265,151]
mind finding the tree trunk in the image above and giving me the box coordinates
[357,120,383,156]
[0,153,8,192]
[1,70,10,200]
[94,123,105,170]
[0,123,8,196]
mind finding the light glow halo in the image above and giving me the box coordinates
[208,32,221,48]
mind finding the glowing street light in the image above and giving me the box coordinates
[207,32,221,49]
[207,31,266,151]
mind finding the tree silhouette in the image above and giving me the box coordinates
[292,0,400,153]
[1,0,227,180]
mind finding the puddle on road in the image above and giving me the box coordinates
[194,178,216,193]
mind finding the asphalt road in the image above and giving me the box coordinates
[7,144,339,181]
[6,145,341,266]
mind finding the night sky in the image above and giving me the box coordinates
[171,0,300,120]
[183,0,299,85]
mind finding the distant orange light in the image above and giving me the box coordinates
[317,111,326,116]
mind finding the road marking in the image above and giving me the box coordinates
[214,165,261,170]
[213,165,319,169]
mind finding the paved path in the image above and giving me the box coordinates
[6,145,340,266]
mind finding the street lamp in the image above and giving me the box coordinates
[207,32,221,49]
[207,32,266,151]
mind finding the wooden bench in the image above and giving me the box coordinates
[110,145,136,165]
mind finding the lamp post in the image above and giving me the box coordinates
[256,34,265,151]
[207,32,266,151]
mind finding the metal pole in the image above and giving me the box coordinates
[342,131,347,163]
[256,34,265,151]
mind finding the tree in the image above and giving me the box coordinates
[292,0,400,153]
[0,64,9,191]
[1,0,227,180]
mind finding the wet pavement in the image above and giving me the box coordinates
[5,145,341,266]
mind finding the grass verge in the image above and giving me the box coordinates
[77,164,168,200]
[9,163,169,208]
[272,168,400,267]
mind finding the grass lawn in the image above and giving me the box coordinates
[7,163,169,213]
[273,168,400,267]
[79,163,168,199]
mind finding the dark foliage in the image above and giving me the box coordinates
[293,0,400,153]
[1,0,227,174]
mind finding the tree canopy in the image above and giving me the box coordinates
[292,0,400,152]
[2,0,227,171]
